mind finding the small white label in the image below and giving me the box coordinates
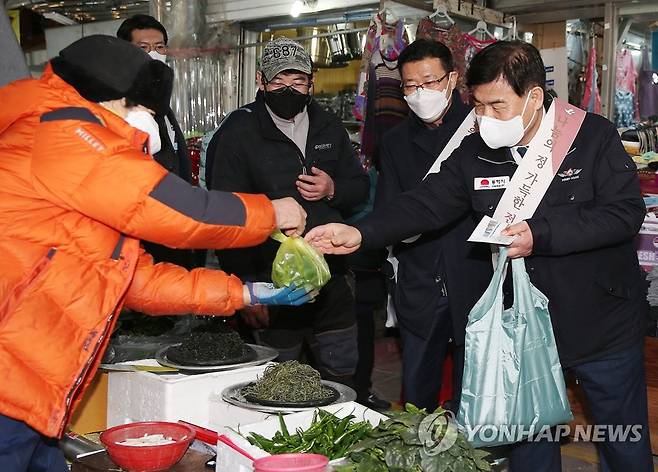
[468,216,515,245]
[474,176,510,190]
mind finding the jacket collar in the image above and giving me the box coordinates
[253,90,331,144]
[475,145,517,166]
[410,90,470,156]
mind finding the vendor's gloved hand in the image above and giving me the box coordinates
[244,282,315,306]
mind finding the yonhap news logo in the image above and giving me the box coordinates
[418,416,644,454]
[418,410,459,455]
[461,423,644,444]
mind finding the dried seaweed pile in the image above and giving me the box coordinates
[167,331,250,364]
[242,361,334,402]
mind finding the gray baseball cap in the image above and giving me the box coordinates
[260,37,312,82]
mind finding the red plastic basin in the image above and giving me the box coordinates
[253,453,329,472]
[99,421,195,472]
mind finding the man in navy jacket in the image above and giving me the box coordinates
[307,41,652,471]
[377,39,491,412]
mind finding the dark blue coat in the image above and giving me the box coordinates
[376,91,492,343]
[358,110,648,367]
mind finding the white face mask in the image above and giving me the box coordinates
[404,84,451,123]
[125,109,161,155]
[477,92,537,149]
[148,50,167,63]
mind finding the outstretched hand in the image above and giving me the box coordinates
[305,223,362,255]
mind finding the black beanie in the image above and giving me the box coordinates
[52,35,173,115]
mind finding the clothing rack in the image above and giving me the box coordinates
[238,27,369,50]
[619,39,643,52]
[431,0,507,28]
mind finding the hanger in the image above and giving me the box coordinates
[501,16,517,40]
[378,6,398,26]
[429,3,455,25]
[468,20,495,39]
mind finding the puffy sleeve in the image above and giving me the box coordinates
[31,114,276,250]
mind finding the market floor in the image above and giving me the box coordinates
[369,334,658,471]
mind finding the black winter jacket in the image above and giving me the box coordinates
[377,92,492,343]
[153,107,191,182]
[207,92,369,280]
[357,112,648,367]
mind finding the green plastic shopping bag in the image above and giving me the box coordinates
[457,248,572,447]
[270,230,331,291]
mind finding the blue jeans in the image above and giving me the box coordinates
[509,341,653,472]
[0,414,67,472]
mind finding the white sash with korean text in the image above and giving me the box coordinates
[424,109,479,178]
[384,110,478,328]
[399,111,479,246]
[468,99,586,245]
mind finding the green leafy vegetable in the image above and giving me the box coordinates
[271,230,331,291]
[246,409,373,460]
[335,404,493,472]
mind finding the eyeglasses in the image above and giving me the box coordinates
[402,73,449,94]
[137,42,167,54]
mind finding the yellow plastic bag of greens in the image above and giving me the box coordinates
[271,230,331,291]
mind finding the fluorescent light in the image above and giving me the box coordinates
[290,0,303,17]
[42,11,77,25]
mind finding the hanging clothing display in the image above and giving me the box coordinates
[354,12,409,169]
[463,33,497,64]
[615,48,639,126]
[353,12,408,121]
[581,43,601,114]
[639,48,658,119]
[615,90,635,128]
[416,17,470,102]
[616,49,638,93]
[360,61,409,167]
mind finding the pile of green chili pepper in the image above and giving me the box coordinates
[246,410,373,460]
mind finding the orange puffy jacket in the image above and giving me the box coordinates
[0,65,276,438]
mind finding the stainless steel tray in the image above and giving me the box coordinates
[155,343,278,373]
[221,380,357,414]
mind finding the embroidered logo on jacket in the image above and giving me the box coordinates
[75,127,105,153]
[314,143,332,151]
[558,168,582,181]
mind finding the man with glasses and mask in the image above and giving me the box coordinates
[206,38,369,390]
[117,15,190,183]
[376,39,491,413]
[307,40,652,471]
[117,14,198,270]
